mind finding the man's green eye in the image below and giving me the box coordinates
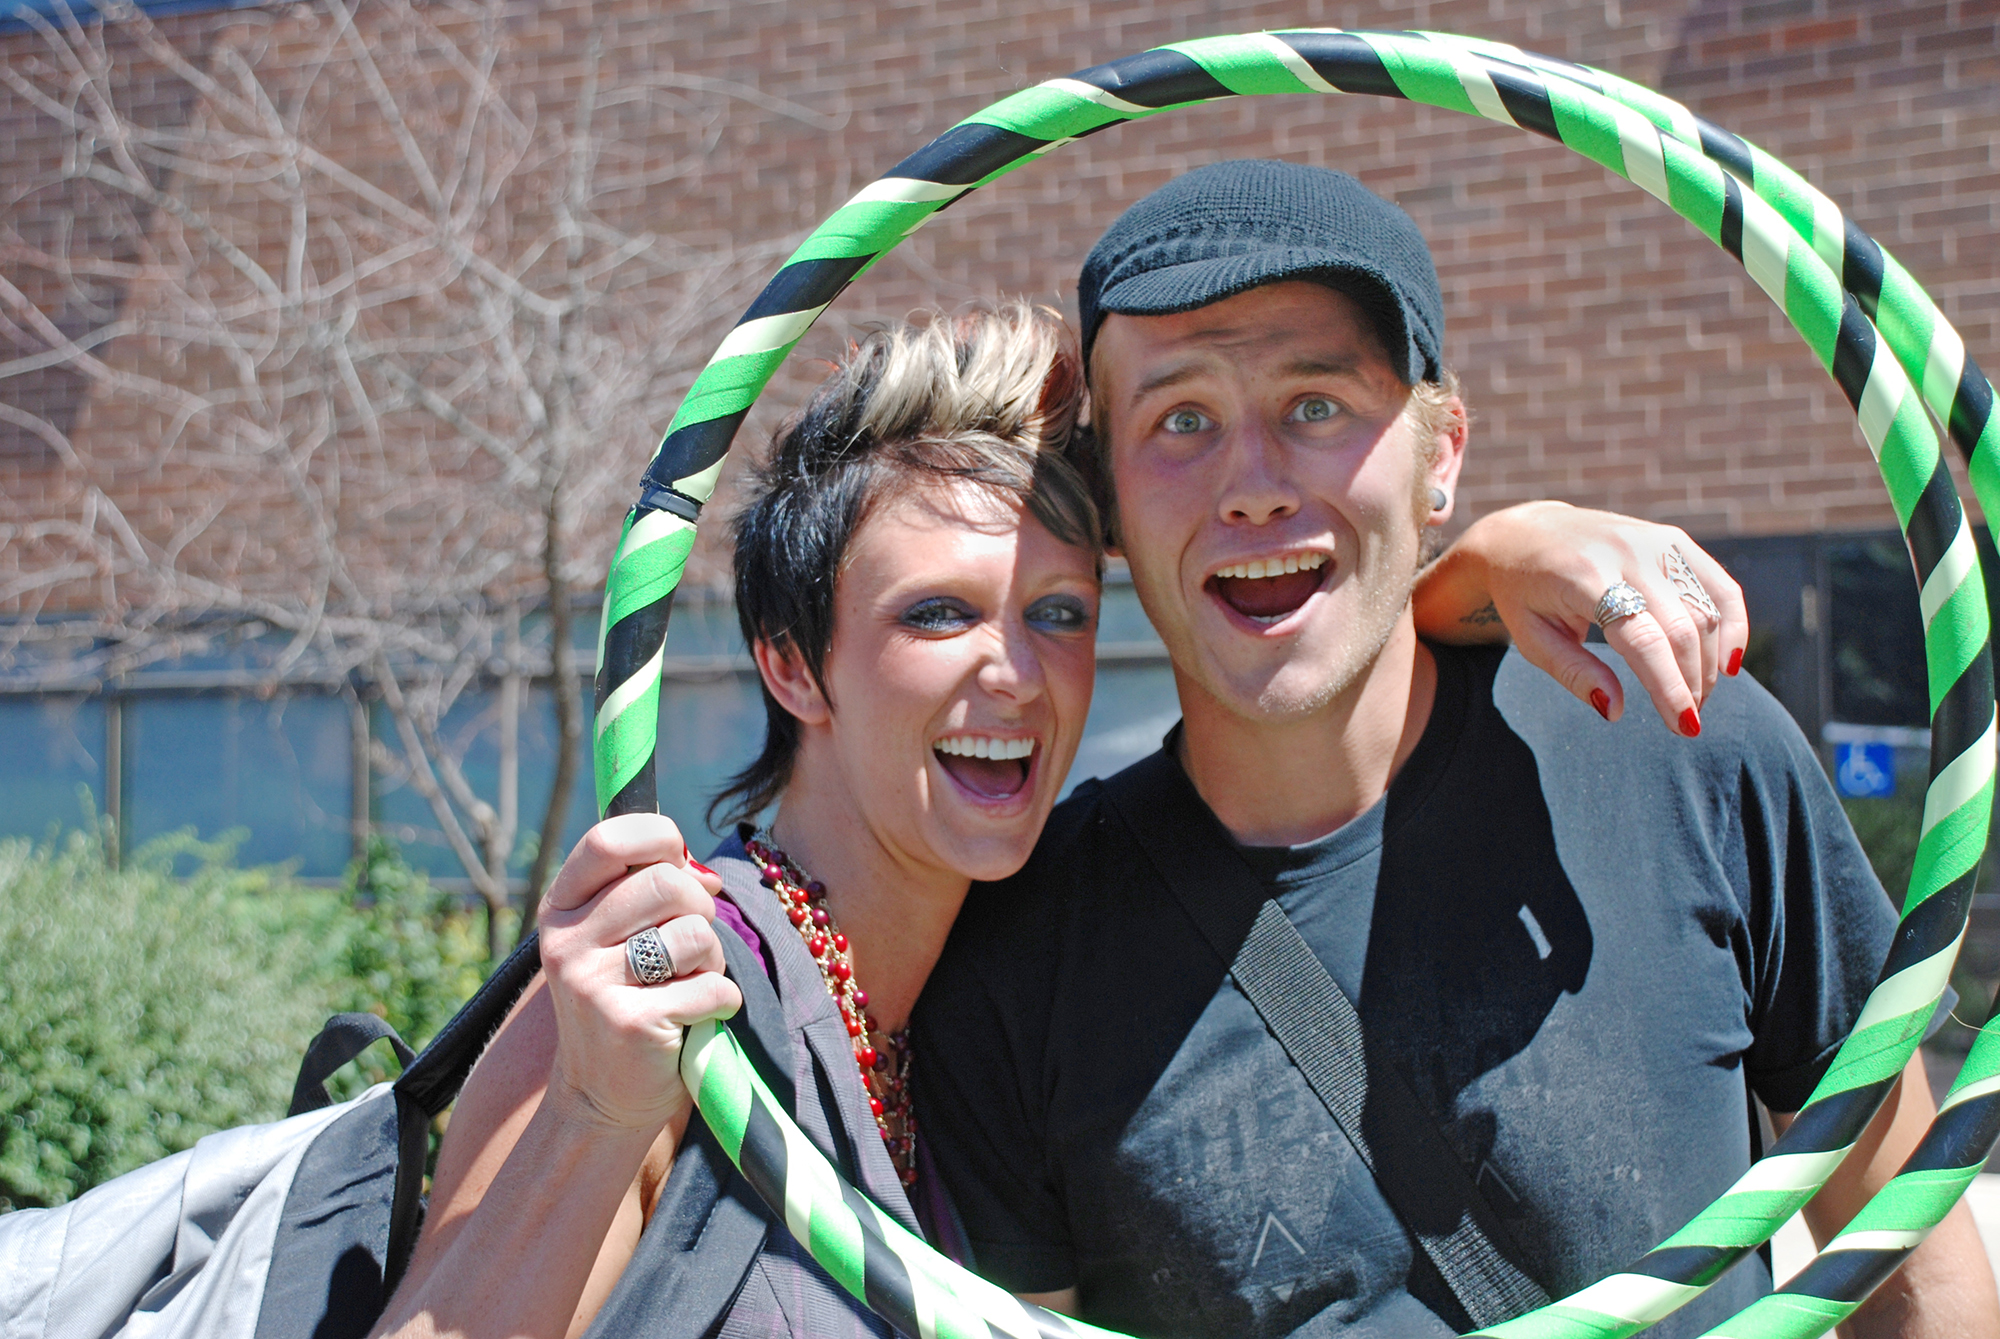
[1165,409,1207,435]
[1294,397,1337,422]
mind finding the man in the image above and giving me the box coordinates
[912,161,1999,1338]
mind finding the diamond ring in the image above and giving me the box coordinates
[1593,581,1648,628]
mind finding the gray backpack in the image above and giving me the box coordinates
[0,939,542,1339]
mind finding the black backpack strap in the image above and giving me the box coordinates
[394,928,544,1118]
[289,1012,417,1116]
[1099,753,1552,1330]
[280,930,581,1310]
[374,930,546,1294]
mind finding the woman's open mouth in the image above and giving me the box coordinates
[1208,552,1329,625]
[933,734,1035,801]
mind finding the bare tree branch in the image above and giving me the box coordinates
[2,0,798,947]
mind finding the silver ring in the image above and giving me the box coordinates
[1593,581,1648,628]
[626,926,676,986]
[1662,544,1720,622]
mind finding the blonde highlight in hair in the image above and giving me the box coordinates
[851,302,1084,460]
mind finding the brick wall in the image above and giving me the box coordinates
[4,0,1997,606]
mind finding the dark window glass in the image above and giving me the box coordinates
[370,676,773,878]
[0,696,106,839]
[1827,536,1928,727]
[656,679,774,844]
[124,692,352,877]
[1826,528,2000,729]
[371,687,535,880]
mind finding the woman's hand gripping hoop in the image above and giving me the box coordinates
[540,815,741,1134]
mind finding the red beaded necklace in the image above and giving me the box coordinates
[746,833,919,1187]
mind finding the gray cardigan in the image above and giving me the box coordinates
[579,832,921,1338]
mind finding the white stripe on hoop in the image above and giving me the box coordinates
[1728,1145,1853,1195]
[1923,317,1968,424]
[1040,77,1151,117]
[846,177,966,206]
[1248,31,1341,94]
[1847,930,1961,1036]
[1453,52,1517,127]
[1921,517,1978,630]
[1824,1228,1931,1254]
[1738,190,1794,308]
[1942,1070,2000,1113]
[1855,335,1910,462]
[1611,99,1671,204]
[1920,709,1997,838]
[1557,1274,1706,1326]
[1810,187,1847,277]
[712,305,830,363]
[594,637,665,741]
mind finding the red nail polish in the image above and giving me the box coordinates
[1726,647,1743,677]
[1680,707,1702,737]
[688,858,717,877]
[1589,689,1610,720]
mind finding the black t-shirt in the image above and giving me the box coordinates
[912,645,1897,1339]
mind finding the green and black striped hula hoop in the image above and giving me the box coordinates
[551,29,2000,1339]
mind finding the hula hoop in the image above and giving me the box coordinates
[572,30,2000,1339]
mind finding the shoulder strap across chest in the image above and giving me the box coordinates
[1098,751,1553,1330]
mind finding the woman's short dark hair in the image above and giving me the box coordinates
[709,301,1101,830]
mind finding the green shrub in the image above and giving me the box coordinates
[0,830,489,1209]
[319,838,490,1097]
[1840,792,1924,908]
[0,830,338,1208]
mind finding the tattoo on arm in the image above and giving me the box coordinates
[1460,601,1503,627]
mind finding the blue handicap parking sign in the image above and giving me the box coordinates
[1834,741,1897,798]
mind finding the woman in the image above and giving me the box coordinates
[371,302,1745,1339]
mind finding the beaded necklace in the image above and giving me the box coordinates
[746,833,918,1187]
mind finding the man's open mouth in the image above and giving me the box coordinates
[933,735,1035,800]
[1208,552,1329,625]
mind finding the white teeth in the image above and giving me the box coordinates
[1215,552,1327,581]
[934,736,1035,760]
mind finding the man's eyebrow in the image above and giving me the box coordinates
[1127,352,1374,407]
[1283,356,1366,380]
[1130,360,1212,404]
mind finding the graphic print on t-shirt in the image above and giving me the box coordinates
[1246,1212,1310,1303]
